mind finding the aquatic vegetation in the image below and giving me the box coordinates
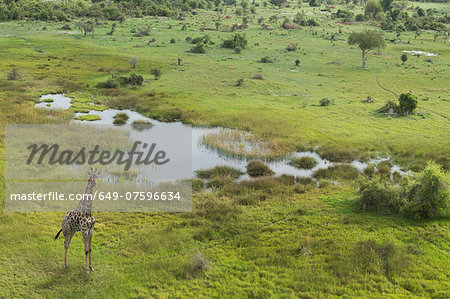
[202,129,290,160]
[313,165,359,180]
[289,156,318,169]
[69,102,108,112]
[195,166,244,180]
[74,114,101,121]
[113,112,129,125]
[131,120,153,131]
[246,160,274,177]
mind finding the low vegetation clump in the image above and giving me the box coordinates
[313,165,359,180]
[358,162,449,219]
[289,156,318,169]
[98,73,144,88]
[376,160,392,178]
[113,112,129,125]
[195,166,244,180]
[258,56,273,63]
[188,43,206,54]
[69,102,108,113]
[185,253,210,279]
[319,98,333,106]
[318,145,358,163]
[74,114,101,121]
[221,33,248,49]
[131,120,152,131]
[246,160,274,177]
[7,68,21,80]
[252,74,264,80]
[148,107,183,122]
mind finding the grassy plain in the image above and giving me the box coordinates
[0,1,449,297]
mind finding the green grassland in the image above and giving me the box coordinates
[0,1,449,297]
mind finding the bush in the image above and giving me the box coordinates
[247,160,274,177]
[319,98,332,106]
[222,33,248,49]
[403,162,449,219]
[289,156,318,169]
[7,68,21,80]
[357,162,449,218]
[286,43,298,52]
[195,166,244,180]
[151,68,161,80]
[189,43,206,54]
[185,253,210,279]
[98,73,144,88]
[357,178,400,211]
[113,112,129,125]
[376,160,392,178]
[252,74,264,80]
[258,56,273,63]
[398,93,417,115]
[364,163,376,177]
[318,146,357,163]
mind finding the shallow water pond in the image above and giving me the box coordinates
[36,94,410,181]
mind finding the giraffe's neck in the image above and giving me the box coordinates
[76,180,94,213]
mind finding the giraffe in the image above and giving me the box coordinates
[55,168,99,273]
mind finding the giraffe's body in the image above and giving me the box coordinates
[55,168,99,273]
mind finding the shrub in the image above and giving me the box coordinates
[195,166,244,180]
[258,56,273,63]
[170,38,176,44]
[403,162,449,219]
[289,156,318,169]
[376,160,392,178]
[113,112,129,125]
[247,160,274,177]
[398,93,417,115]
[319,98,332,106]
[252,74,264,80]
[236,78,244,86]
[295,59,300,66]
[98,73,144,88]
[7,68,21,80]
[364,163,376,177]
[151,68,161,80]
[189,43,206,54]
[357,178,400,211]
[234,47,241,54]
[222,33,248,49]
[185,253,210,279]
[286,43,298,52]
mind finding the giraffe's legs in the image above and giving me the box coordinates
[82,231,89,273]
[63,231,74,269]
[88,232,94,271]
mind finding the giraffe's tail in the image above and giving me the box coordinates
[54,229,62,240]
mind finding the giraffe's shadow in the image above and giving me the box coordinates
[36,264,93,291]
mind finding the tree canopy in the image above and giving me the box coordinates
[348,30,385,69]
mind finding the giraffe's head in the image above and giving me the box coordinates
[88,168,100,187]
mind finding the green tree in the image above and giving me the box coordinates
[365,0,382,20]
[348,30,385,69]
[401,53,407,64]
[151,68,162,80]
[398,93,417,114]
